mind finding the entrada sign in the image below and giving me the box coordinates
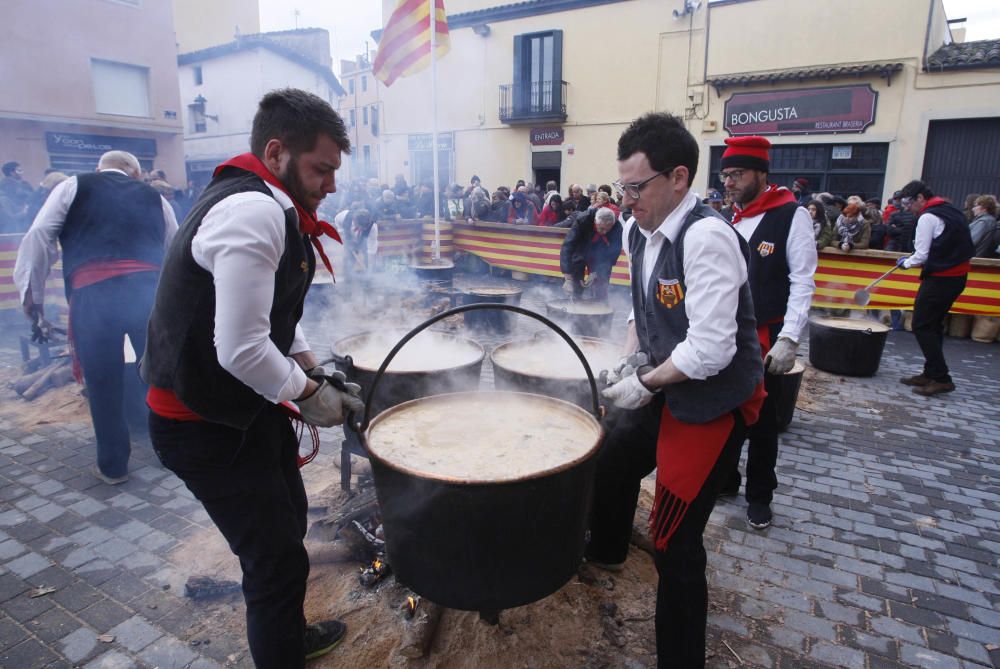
[724,85,877,136]
[530,127,564,146]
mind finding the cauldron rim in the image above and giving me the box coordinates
[808,315,890,334]
[332,329,485,373]
[364,390,604,486]
[491,336,617,382]
[409,260,455,270]
[464,286,523,297]
[546,299,615,316]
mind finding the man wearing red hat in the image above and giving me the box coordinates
[718,135,817,529]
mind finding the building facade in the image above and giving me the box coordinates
[376,0,1000,203]
[172,0,260,54]
[0,0,185,185]
[176,29,346,190]
[338,53,383,183]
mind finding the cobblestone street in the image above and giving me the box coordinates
[0,280,997,669]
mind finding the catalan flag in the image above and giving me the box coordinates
[373,0,450,87]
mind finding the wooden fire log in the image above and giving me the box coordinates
[397,599,444,659]
[18,359,72,400]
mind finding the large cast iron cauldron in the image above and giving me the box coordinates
[410,260,455,292]
[492,336,618,409]
[329,330,484,415]
[357,304,605,613]
[808,316,890,377]
[459,286,522,334]
[546,299,615,338]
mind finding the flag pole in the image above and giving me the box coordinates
[430,0,441,261]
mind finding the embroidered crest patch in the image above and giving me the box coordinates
[656,278,684,309]
[757,241,776,257]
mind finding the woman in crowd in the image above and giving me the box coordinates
[807,199,834,250]
[506,191,537,224]
[537,193,565,226]
[970,194,998,258]
[836,202,870,251]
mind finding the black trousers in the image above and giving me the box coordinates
[71,272,157,478]
[149,405,309,669]
[587,397,746,669]
[912,274,967,383]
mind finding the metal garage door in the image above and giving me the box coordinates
[922,117,1000,204]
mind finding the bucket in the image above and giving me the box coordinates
[808,316,890,377]
[774,360,805,432]
[460,287,522,333]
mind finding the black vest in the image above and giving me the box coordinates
[59,171,166,292]
[630,203,763,424]
[745,201,797,325]
[922,202,974,278]
[139,168,315,429]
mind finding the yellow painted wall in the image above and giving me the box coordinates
[173,0,260,53]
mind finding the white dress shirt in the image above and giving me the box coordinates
[903,212,945,268]
[629,192,747,381]
[191,184,311,404]
[732,205,817,343]
[13,169,179,307]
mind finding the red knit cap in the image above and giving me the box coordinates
[721,136,771,172]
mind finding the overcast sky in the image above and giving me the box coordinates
[258,0,1000,78]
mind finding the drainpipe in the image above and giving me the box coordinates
[921,0,935,72]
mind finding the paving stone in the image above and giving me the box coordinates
[0,614,29,648]
[138,635,198,669]
[900,643,963,669]
[82,650,138,669]
[6,550,53,578]
[27,604,82,643]
[0,537,27,560]
[0,636,60,668]
[50,580,104,613]
[808,640,865,669]
[107,614,163,652]
[76,598,134,632]
[870,614,926,645]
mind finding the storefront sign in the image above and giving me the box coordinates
[530,127,564,146]
[45,132,157,158]
[407,132,454,152]
[831,146,853,160]
[724,85,877,136]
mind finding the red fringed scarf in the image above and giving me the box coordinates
[730,185,796,224]
[215,153,341,278]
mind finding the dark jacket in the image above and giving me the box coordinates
[885,209,916,253]
[559,209,623,278]
[969,213,998,258]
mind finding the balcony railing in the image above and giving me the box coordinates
[499,80,567,124]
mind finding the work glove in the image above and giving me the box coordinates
[601,368,656,410]
[297,369,364,427]
[562,276,575,294]
[600,351,650,386]
[896,255,909,269]
[764,337,797,375]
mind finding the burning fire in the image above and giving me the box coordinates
[359,554,391,587]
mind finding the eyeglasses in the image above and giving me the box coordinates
[718,169,746,182]
[612,169,672,200]
[900,197,913,207]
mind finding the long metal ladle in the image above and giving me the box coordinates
[853,265,901,306]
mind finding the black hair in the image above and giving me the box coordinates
[899,180,933,200]
[806,199,826,220]
[250,88,350,158]
[617,112,698,186]
[2,161,19,176]
[548,193,563,208]
[865,198,881,208]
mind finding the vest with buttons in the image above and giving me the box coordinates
[745,201,797,325]
[630,203,763,424]
[921,202,974,278]
[139,168,315,429]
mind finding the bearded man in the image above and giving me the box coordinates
[140,89,362,668]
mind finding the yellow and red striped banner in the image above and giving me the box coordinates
[375,220,424,258]
[373,0,450,87]
[814,249,1000,315]
[0,233,66,312]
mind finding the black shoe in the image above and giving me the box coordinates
[304,620,346,660]
[913,381,956,397]
[747,502,772,530]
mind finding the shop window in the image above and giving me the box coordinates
[91,59,150,117]
[193,66,203,86]
[362,75,368,92]
[371,104,379,137]
[363,106,368,126]
[769,146,827,172]
[349,78,355,94]
[506,30,564,119]
[349,109,356,126]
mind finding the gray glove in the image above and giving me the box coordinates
[562,276,575,294]
[601,351,650,386]
[601,371,656,410]
[297,370,364,427]
[764,337,797,375]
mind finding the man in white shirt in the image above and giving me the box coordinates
[589,112,765,669]
[140,89,360,668]
[718,136,818,530]
[13,150,178,485]
[895,179,974,396]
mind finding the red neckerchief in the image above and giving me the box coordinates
[591,231,609,245]
[919,196,949,213]
[730,185,797,224]
[215,153,341,277]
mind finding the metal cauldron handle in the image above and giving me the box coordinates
[319,351,354,374]
[355,303,605,432]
